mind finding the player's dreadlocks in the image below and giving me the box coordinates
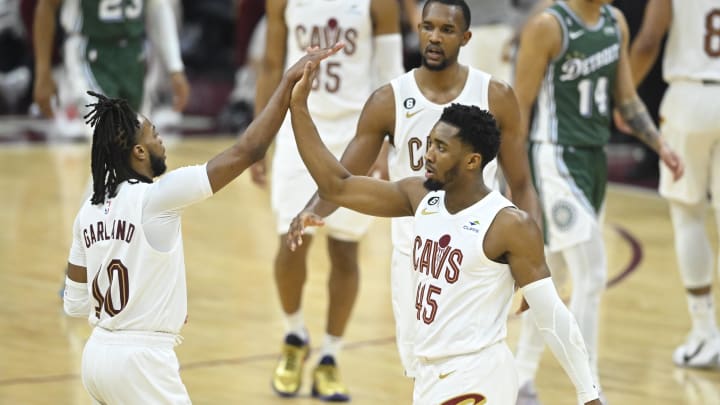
[84,91,151,205]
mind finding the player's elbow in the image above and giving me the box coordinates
[316,177,349,203]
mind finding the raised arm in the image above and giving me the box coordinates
[205,45,343,193]
[489,79,541,228]
[611,7,683,181]
[32,0,63,118]
[289,63,420,220]
[628,0,672,86]
[485,209,600,405]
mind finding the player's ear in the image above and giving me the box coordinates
[132,144,147,161]
[461,28,472,46]
[465,152,482,170]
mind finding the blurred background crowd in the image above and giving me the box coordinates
[0,0,664,185]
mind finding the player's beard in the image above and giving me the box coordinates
[423,178,444,191]
[421,55,449,71]
[423,164,459,191]
[150,152,167,177]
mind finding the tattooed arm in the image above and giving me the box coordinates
[612,7,684,181]
[616,97,661,151]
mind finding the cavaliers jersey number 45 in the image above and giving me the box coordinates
[412,190,515,360]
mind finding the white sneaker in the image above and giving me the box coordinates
[672,332,720,369]
[516,381,542,405]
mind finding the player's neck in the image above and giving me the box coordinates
[130,159,154,181]
[443,180,491,214]
[566,0,603,25]
[415,63,467,102]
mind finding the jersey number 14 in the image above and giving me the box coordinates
[577,76,608,118]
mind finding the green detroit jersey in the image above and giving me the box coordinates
[530,2,620,147]
[81,0,145,41]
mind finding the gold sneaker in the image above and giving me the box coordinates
[311,355,350,402]
[271,334,309,397]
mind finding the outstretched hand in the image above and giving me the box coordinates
[286,42,344,85]
[286,211,325,251]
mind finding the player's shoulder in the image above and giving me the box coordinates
[527,8,564,36]
[367,82,396,108]
[493,206,538,239]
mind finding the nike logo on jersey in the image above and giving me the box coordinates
[438,370,456,379]
[421,208,439,215]
[569,30,584,40]
[406,109,424,118]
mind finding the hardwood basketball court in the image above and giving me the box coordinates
[0,137,718,404]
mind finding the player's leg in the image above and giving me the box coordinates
[560,222,607,386]
[269,133,317,396]
[668,198,720,368]
[272,233,314,396]
[658,81,720,368]
[313,205,373,401]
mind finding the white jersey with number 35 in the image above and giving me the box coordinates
[284,0,373,122]
[664,0,720,82]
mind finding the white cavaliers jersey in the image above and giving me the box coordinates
[388,68,498,254]
[664,0,720,82]
[284,0,373,122]
[72,182,188,334]
[412,190,515,359]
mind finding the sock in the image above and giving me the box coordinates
[285,310,309,342]
[687,293,718,337]
[319,333,343,360]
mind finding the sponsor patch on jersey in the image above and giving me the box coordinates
[403,97,416,109]
[462,220,481,234]
[551,199,576,231]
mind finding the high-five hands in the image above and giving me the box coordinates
[287,43,345,87]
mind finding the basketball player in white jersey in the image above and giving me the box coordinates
[250,0,404,400]
[629,0,720,369]
[287,0,540,379]
[288,64,601,403]
[61,46,341,404]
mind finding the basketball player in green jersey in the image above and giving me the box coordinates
[33,0,188,116]
[512,0,684,403]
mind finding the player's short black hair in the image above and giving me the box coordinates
[84,91,151,205]
[422,0,471,30]
[439,104,500,169]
